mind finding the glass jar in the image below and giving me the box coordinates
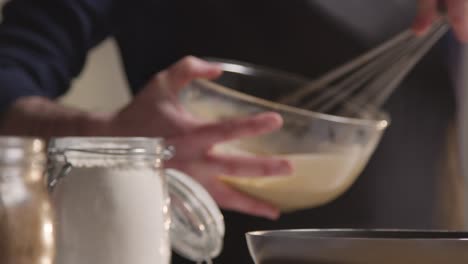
[47,137,224,264]
[0,137,55,264]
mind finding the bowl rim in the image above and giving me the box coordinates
[201,57,390,130]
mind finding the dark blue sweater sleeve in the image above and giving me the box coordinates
[0,0,114,112]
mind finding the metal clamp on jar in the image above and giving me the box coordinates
[0,137,55,264]
[47,137,224,264]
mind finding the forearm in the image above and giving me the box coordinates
[0,0,114,117]
[0,96,111,138]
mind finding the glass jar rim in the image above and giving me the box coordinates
[48,137,173,160]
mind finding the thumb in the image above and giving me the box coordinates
[164,56,223,92]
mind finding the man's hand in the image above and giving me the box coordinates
[0,56,291,219]
[105,56,292,219]
[413,0,468,42]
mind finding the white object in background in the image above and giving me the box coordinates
[60,39,131,112]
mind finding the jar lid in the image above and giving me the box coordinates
[166,169,225,262]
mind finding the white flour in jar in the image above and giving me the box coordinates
[51,163,170,264]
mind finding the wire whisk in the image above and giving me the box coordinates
[278,18,449,118]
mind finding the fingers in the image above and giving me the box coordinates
[188,112,283,149]
[167,155,282,219]
[144,56,222,100]
[164,56,223,91]
[203,153,293,177]
[447,0,468,42]
[167,153,292,182]
[168,155,282,219]
[210,183,280,220]
[413,0,439,35]
[413,0,468,43]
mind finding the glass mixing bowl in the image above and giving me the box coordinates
[180,58,389,212]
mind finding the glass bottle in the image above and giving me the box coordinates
[0,137,55,264]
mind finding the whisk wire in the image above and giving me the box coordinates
[345,21,446,112]
[278,29,414,106]
[309,32,421,112]
[370,20,449,109]
[279,18,449,118]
